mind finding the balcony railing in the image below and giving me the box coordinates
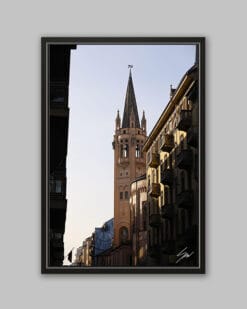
[148,152,160,168]
[149,214,162,227]
[187,126,198,147]
[176,110,192,131]
[160,167,173,186]
[149,183,161,198]
[176,149,193,170]
[160,134,174,152]
[177,190,193,209]
[118,157,129,164]
[136,157,145,164]
[161,204,176,220]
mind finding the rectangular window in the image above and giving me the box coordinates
[125,191,129,199]
[53,232,62,240]
[50,86,66,104]
[49,179,62,193]
[55,180,62,193]
[120,192,123,199]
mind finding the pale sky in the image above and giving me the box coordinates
[63,44,196,264]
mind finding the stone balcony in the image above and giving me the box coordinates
[149,183,161,198]
[160,134,174,153]
[148,152,160,168]
[176,110,192,131]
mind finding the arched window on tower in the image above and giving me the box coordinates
[123,143,128,158]
[136,144,140,158]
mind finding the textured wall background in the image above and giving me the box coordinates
[0,0,246,308]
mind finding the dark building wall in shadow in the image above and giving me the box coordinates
[49,44,76,266]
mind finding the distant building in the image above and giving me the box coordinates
[74,246,83,266]
[91,218,114,266]
[143,61,199,266]
[49,44,76,266]
[81,236,93,266]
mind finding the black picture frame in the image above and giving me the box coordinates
[42,37,205,274]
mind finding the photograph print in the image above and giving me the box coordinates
[41,37,205,273]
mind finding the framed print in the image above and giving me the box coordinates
[41,37,205,274]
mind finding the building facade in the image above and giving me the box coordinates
[91,218,114,266]
[143,62,199,266]
[111,68,147,265]
[49,44,76,266]
[74,246,83,266]
[130,175,148,266]
[75,62,199,269]
[81,236,93,266]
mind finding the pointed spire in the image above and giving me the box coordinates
[130,107,136,128]
[115,110,121,130]
[122,66,140,128]
[116,109,120,121]
[141,110,146,131]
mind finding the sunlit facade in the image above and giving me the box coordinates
[81,236,93,266]
[143,62,199,266]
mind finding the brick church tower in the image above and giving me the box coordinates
[112,67,147,248]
